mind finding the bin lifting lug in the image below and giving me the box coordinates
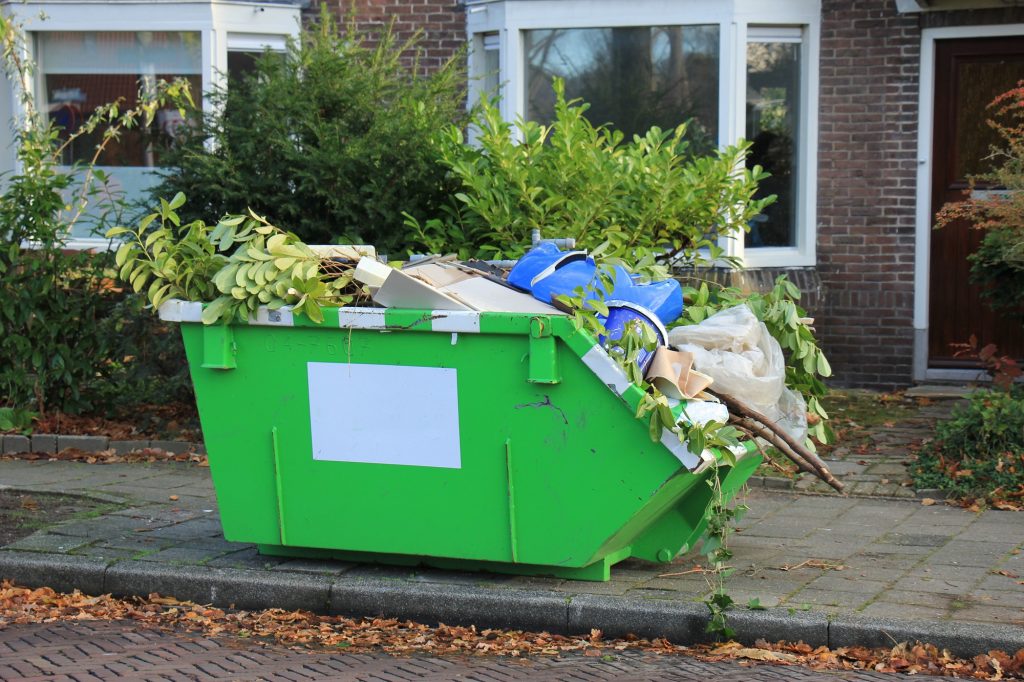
[528,316,561,384]
[201,324,237,370]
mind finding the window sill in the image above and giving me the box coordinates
[740,246,815,269]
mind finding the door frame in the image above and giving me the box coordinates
[913,24,1024,382]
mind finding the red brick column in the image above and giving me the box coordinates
[312,0,465,74]
[816,0,920,388]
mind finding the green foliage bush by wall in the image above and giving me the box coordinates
[150,6,468,253]
[911,388,1024,507]
[936,81,1024,321]
[0,15,192,416]
[407,79,773,267]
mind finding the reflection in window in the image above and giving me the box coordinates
[40,31,201,167]
[745,41,800,248]
[481,33,500,101]
[525,26,719,150]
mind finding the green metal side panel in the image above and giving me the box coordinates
[178,309,760,580]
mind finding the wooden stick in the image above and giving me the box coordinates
[729,416,824,485]
[709,389,844,492]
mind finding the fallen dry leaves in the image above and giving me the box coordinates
[0,581,1022,678]
[0,447,208,467]
[24,405,200,442]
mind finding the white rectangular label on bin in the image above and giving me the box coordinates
[307,362,462,468]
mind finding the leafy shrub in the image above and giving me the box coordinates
[911,388,1024,506]
[150,6,467,253]
[936,81,1024,319]
[110,196,364,325]
[88,295,193,411]
[0,15,191,415]
[407,79,772,265]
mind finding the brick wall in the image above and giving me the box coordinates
[815,0,920,388]
[313,0,464,73]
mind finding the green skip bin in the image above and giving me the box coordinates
[160,300,760,581]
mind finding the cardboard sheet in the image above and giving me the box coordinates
[374,260,565,314]
[645,347,714,400]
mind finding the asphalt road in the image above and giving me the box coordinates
[0,621,948,681]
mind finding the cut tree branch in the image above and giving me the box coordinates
[712,389,844,493]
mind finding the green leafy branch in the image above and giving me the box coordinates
[677,275,834,450]
[109,195,365,325]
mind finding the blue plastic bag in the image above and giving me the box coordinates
[506,242,588,292]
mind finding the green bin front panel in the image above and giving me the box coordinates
[173,304,759,581]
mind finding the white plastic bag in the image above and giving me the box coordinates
[667,305,807,442]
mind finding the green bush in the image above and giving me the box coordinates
[969,228,1024,322]
[407,79,772,266]
[150,6,468,253]
[910,388,1024,506]
[0,14,191,415]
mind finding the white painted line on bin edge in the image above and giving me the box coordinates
[158,299,203,323]
[430,311,481,333]
[337,309,386,329]
[580,346,631,396]
[659,430,703,471]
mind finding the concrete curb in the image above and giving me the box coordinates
[1,433,203,456]
[2,549,1022,658]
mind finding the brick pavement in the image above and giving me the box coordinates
[0,621,942,681]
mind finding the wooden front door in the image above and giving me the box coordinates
[928,37,1024,367]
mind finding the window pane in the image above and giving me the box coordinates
[482,40,500,101]
[745,41,800,248]
[40,31,201,167]
[228,50,262,82]
[525,26,719,150]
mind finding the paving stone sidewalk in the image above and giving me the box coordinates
[1,458,1021,657]
[750,390,966,498]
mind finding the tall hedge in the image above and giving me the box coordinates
[151,8,467,253]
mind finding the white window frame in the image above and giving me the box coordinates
[465,0,820,268]
[0,0,301,250]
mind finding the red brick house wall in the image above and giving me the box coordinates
[312,0,463,73]
[815,1,921,388]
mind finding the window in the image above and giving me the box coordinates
[40,31,202,168]
[466,0,820,267]
[481,32,501,99]
[0,1,301,248]
[524,26,719,148]
[746,31,802,248]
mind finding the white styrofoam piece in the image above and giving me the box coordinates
[373,268,474,311]
[353,257,392,288]
[678,399,730,427]
[307,362,462,469]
